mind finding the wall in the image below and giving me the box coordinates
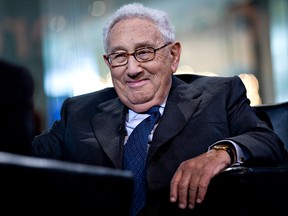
[0,0,287,131]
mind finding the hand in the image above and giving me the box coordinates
[170,149,231,209]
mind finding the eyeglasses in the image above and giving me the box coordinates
[105,42,172,67]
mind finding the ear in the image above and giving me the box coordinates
[170,41,181,73]
[103,54,110,67]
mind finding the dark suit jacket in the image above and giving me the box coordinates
[0,59,35,155]
[32,74,286,215]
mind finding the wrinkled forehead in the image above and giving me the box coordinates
[106,18,164,51]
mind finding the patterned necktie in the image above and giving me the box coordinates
[123,106,161,216]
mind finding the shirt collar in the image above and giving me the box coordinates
[127,101,166,122]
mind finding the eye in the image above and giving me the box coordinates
[136,48,154,59]
[137,48,152,55]
[113,52,127,59]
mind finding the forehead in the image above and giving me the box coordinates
[107,18,164,50]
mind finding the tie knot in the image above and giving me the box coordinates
[146,106,160,115]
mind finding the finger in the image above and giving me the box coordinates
[185,170,201,209]
[187,183,198,209]
[170,169,183,203]
[176,169,196,209]
[194,175,211,204]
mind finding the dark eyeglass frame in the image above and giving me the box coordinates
[105,42,172,67]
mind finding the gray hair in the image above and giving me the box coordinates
[102,3,175,52]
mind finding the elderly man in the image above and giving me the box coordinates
[32,3,287,216]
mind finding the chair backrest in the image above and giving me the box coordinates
[0,151,134,215]
[253,101,288,151]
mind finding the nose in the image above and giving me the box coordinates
[126,55,142,76]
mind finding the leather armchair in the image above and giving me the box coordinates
[204,100,288,214]
[254,101,288,151]
[0,151,134,214]
[175,74,288,215]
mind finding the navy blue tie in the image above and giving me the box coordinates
[123,106,161,216]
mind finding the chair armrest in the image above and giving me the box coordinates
[196,165,288,215]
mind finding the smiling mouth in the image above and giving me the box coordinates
[126,79,149,88]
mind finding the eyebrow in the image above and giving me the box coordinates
[108,41,156,53]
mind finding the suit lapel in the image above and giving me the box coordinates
[90,75,203,166]
[147,76,202,162]
[91,98,125,168]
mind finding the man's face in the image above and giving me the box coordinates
[103,18,181,113]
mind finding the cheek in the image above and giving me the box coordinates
[151,65,172,91]
[153,58,173,79]
[110,69,125,89]
[110,67,124,80]
[155,52,173,71]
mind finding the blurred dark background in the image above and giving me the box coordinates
[0,0,287,134]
